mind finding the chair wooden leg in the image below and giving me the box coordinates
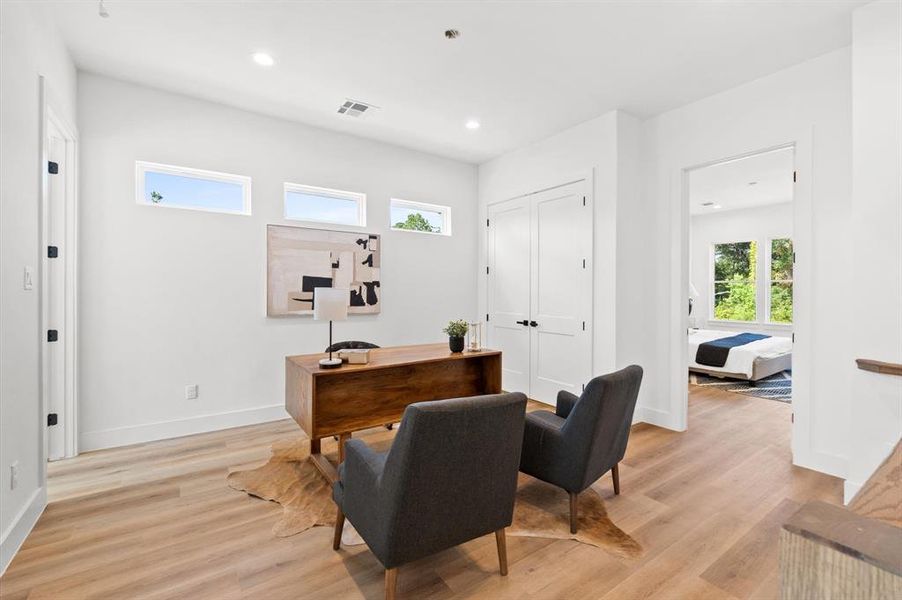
[385,568,398,600]
[495,528,508,576]
[569,491,578,534]
[612,463,621,495]
[332,507,345,551]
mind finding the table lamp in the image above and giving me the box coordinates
[314,287,349,369]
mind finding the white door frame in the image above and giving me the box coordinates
[39,76,79,465]
[669,130,836,475]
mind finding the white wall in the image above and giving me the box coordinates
[643,48,852,475]
[0,1,77,573]
[845,0,902,502]
[690,203,793,335]
[477,111,656,419]
[77,74,478,450]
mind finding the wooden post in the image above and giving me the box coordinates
[495,529,508,576]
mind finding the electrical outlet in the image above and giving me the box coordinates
[185,384,198,400]
[10,461,19,490]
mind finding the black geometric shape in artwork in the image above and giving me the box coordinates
[363,280,380,306]
[331,261,340,269]
[301,275,333,292]
[356,238,369,250]
[368,234,378,240]
[350,287,366,307]
[361,253,374,267]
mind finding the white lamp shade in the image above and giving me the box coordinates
[313,288,349,321]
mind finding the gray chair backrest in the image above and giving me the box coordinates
[563,365,643,489]
[379,393,527,566]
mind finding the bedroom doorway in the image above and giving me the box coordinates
[685,146,795,406]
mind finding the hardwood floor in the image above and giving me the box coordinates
[0,388,842,599]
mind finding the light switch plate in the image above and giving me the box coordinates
[23,267,34,290]
[185,384,198,400]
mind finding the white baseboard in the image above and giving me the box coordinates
[843,479,864,505]
[1,486,46,576]
[791,447,848,481]
[635,405,682,430]
[79,403,289,452]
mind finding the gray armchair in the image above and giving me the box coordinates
[519,365,643,533]
[332,392,527,600]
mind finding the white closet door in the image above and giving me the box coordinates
[487,197,531,394]
[529,180,592,404]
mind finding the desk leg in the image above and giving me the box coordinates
[310,438,321,454]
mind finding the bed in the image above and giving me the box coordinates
[688,328,792,381]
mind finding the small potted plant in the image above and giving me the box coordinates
[443,319,469,353]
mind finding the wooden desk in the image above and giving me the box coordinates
[285,343,502,481]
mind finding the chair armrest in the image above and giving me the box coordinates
[343,439,388,494]
[556,390,580,419]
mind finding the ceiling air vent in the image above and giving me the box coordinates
[337,99,378,119]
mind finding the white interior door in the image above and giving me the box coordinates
[529,181,593,404]
[487,197,531,394]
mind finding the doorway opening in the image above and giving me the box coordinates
[686,146,795,408]
[40,77,79,465]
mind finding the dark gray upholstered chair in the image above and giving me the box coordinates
[332,393,527,600]
[519,365,643,533]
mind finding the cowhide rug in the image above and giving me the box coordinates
[227,438,641,559]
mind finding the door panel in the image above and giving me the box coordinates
[487,197,530,394]
[529,181,592,404]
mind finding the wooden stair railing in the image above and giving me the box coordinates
[780,442,902,599]
[856,359,902,377]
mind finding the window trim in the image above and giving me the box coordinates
[135,161,252,215]
[283,182,367,228]
[389,198,452,236]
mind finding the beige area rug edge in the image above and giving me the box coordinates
[227,439,642,559]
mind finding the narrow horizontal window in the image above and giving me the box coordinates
[390,198,451,236]
[135,161,251,215]
[284,183,366,227]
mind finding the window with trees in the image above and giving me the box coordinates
[711,238,793,324]
[769,238,793,323]
[713,241,757,321]
[390,198,451,235]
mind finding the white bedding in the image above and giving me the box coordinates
[688,329,792,378]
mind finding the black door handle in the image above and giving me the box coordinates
[515,320,529,326]
[529,320,538,327]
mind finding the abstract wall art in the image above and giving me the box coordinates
[267,224,381,316]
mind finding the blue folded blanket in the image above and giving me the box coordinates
[695,333,770,368]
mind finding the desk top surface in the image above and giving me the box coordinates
[287,343,500,376]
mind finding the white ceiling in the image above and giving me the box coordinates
[44,0,864,164]
[689,146,795,215]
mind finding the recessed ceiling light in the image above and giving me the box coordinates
[465,119,480,130]
[252,52,274,67]
[711,204,722,209]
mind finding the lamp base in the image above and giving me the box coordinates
[319,357,342,369]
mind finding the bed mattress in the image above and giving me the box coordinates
[688,329,792,379]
